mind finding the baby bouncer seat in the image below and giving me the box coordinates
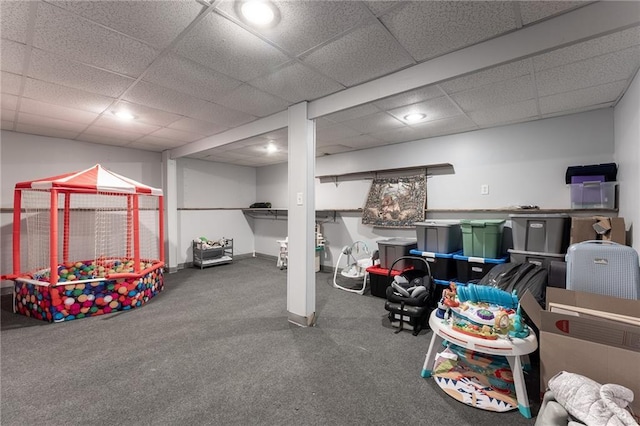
[333,241,373,295]
[384,256,436,336]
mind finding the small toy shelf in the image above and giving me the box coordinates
[192,239,233,269]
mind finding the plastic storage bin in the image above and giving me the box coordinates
[508,249,565,274]
[460,219,505,259]
[414,220,462,253]
[377,238,418,270]
[509,213,570,254]
[569,181,617,209]
[409,249,460,281]
[453,254,508,283]
[366,266,402,298]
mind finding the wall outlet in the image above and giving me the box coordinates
[296,192,303,205]
[480,184,489,195]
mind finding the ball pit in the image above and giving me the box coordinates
[14,260,163,323]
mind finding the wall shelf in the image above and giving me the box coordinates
[241,208,363,221]
[316,163,454,183]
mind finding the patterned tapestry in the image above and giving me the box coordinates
[362,174,427,228]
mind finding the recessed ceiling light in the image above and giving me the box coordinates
[241,1,275,27]
[266,143,277,153]
[404,113,426,123]
[113,111,136,120]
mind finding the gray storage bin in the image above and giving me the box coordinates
[414,220,461,253]
[509,213,570,254]
[377,238,417,270]
[508,248,565,274]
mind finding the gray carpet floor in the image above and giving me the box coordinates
[1,257,538,425]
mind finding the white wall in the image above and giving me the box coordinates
[175,157,256,265]
[256,109,617,265]
[0,131,162,281]
[614,70,640,249]
[0,132,258,283]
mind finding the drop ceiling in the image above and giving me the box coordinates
[1,1,639,167]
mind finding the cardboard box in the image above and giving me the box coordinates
[569,216,626,245]
[521,288,640,413]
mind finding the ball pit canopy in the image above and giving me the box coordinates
[15,164,162,196]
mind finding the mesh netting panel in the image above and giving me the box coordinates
[21,190,51,275]
[18,190,161,279]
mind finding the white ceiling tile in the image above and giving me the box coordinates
[168,117,228,136]
[369,125,423,145]
[328,134,382,149]
[1,93,18,110]
[374,85,444,111]
[1,108,16,122]
[217,1,372,56]
[33,2,160,77]
[380,2,516,62]
[75,133,131,147]
[539,81,628,115]
[388,96,463,124]
[92,115,160,135]
[217,84,290,117]
[315,117,337,130]
[144,54,243,103]
[542,103,613,119]
[134,134,184,148]
[250,62,344,103]
[317,144,354,155]
[19,98,99,124]
[1,120,14,130]
[301,22,415,87]
[1,71,23,95]
[51,1,203,49]
[323,104,381,123]
[536,47,640,97]
[81,124,144,141]
[363,1,399,17]
[452,75,534,112]
[519,1,588,26]
[16,111,88,132]
[125,141,165,153]
[1,39,26,74]
[0,0,31,43]
[174,12,290,82]
[15,123,81,140]
[469,100,539,127]
[410,115,478,138]
[22,78,114,114]
[260,128,288,142]
[124,81,256,127]
[533,26,640,72]
[341,111,406,134]
[148,127,203,143]
[28,49,135,98]
[317,123,361,142]
[112,101,182,127]
[440,59,531,94]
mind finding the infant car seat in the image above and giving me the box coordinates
[384,256,436,336]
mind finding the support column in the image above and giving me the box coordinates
[162,151,178,273]
[287,102,316,327]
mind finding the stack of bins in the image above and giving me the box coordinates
[507,214,570,284]
[455,219,508,283]
[368,238,417,298]
[409,220,462,288]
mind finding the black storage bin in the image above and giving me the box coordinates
[453,254,508,283]
[565,162,617,184]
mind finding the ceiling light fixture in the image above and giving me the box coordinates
[113,111,136,120]
[404,113,426,123]
[241,0,275,27]
[266,143,278,153]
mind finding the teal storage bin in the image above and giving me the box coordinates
[460,219,505,259]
